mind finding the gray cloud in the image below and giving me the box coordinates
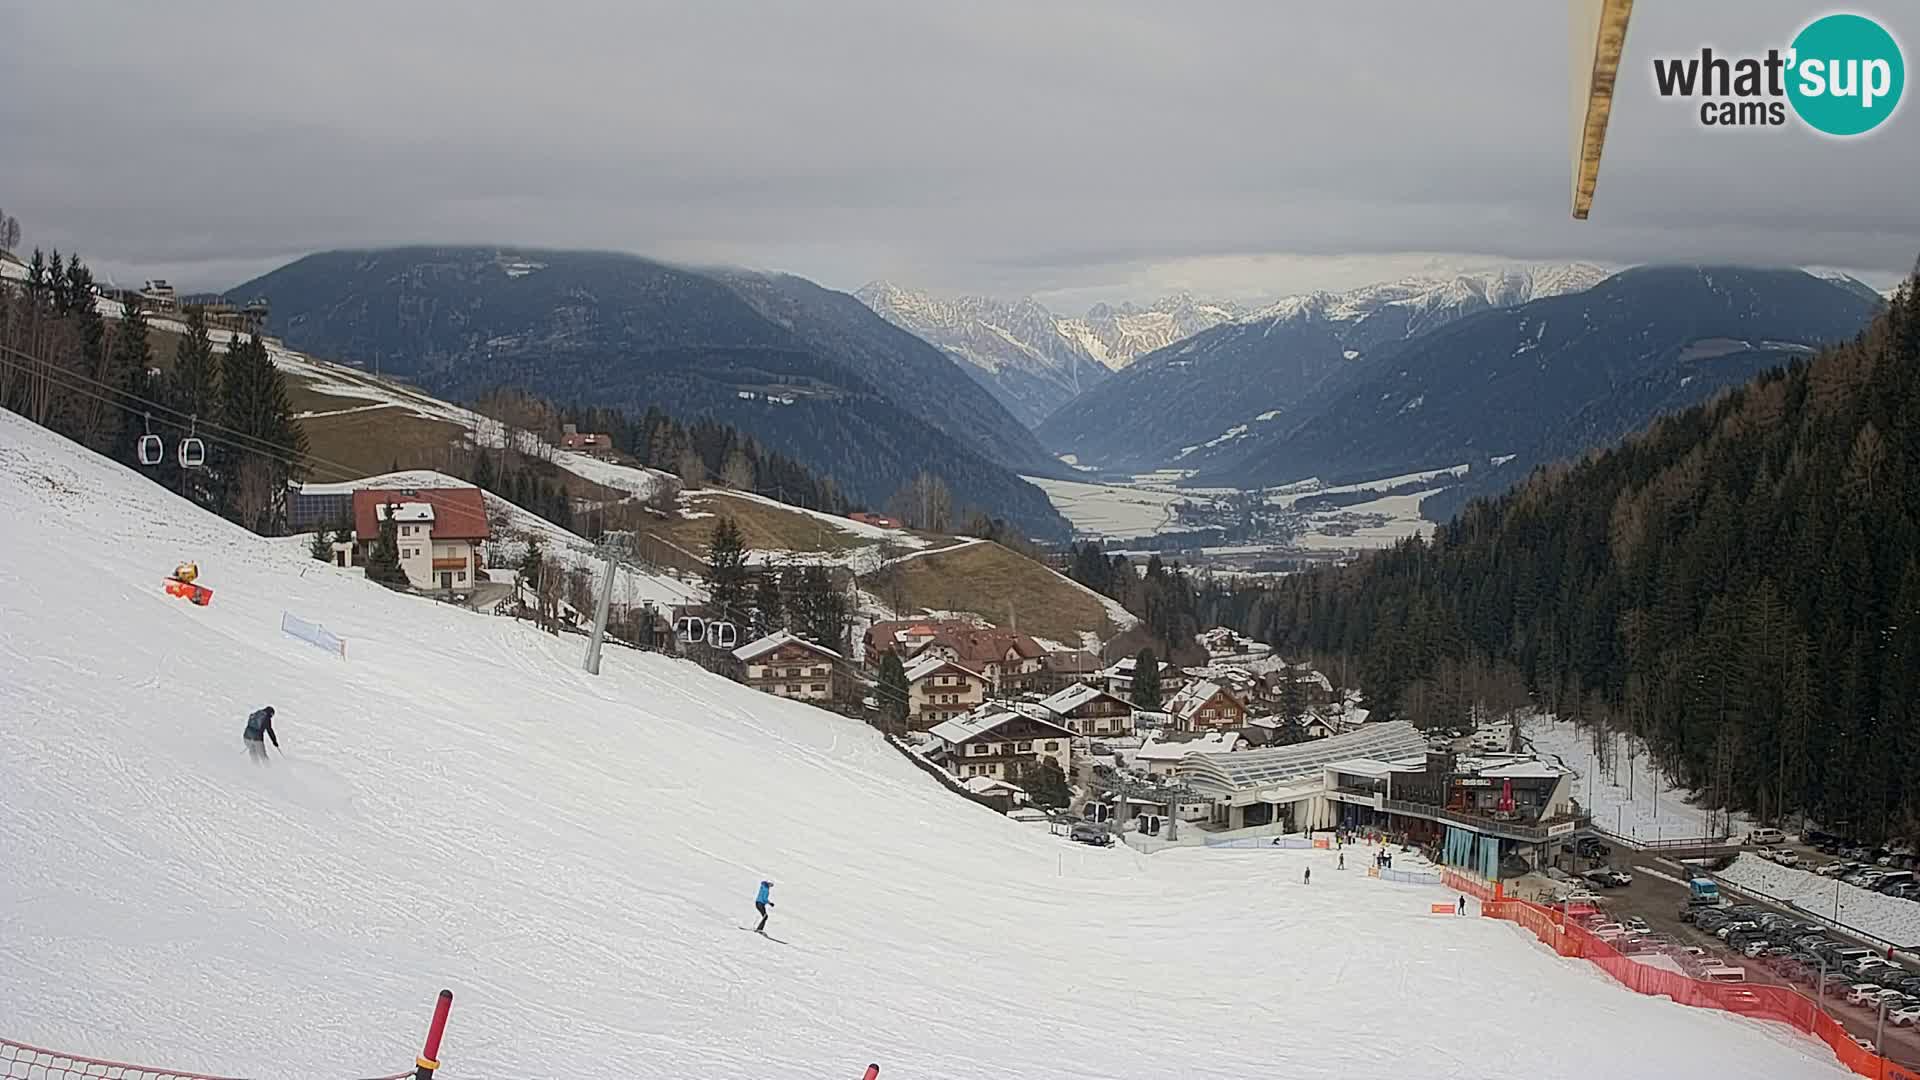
[2,0,1914,301]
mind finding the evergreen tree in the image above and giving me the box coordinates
[877,651,911,733]
[751,571,784,638]
[798,564,846,653]
[363,504,409,587]
[1278,663,1307,722]
[473,447,496,492]
[217,333,307,533]
[105,300,154,461]
[310,527,334,562]
[1016,757,1073,810]
[1131,648,1162,709]
[705,516,751,625]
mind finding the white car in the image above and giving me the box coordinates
[1818,863,1850,877]
[1848,983,1884,1006]
[1854,1037,1878,1054]
[1772,850,1801,867]
[1891,1005,1920,1027]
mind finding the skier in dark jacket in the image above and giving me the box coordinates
[754,880,775,933]
[244,706,278,763]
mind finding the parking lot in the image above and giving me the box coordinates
[1534,839,1920,1069]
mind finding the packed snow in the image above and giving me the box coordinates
[1720,855,1920,947]
[0,411,1855,1080]
[1523,716,1749,842]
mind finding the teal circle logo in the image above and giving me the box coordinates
[1787,14,1904,136]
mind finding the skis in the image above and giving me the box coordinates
[740,927,789,945]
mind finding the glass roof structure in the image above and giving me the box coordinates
[1177,721,1428,794]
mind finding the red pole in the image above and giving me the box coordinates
[416,989,454,1080]
[862,1066,879,1080]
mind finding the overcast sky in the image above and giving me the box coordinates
[2,1,1914,308]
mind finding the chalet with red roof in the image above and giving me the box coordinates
[351,487,489,592]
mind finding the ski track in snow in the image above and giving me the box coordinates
[0,411,1853,1080]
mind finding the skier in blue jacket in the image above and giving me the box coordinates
[243,706,278,763]
[754,880,775,933]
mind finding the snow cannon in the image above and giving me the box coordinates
[164,562,213,606]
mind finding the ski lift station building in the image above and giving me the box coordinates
[1174,720,1585,878]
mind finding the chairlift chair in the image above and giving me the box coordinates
[177,416,206,469]
[676,616,707,645]
[136,412,163,466]
[710,620,739,649]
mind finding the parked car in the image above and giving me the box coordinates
[1772,850,1801,867]
[1853,1037,1878,1054]
[1576,837,1612,858]
[1817,861,1849,875]
[1069,822,1114,846]
[1624,916,1650,933]
[1893,1004,1920,1027]
[1847,983,1886,1006]
[1870,965,1914,988]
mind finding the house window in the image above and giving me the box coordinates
[1016,741,1032,753]
[1044,741,1059,751]
[968,744,989,756]
[787,684,802,693]
[456,571,466,583]
[811,684,826,693]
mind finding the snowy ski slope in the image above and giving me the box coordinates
[0,411,1851,1080]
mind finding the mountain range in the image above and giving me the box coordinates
[1035,264,1612,470]
[1189,266,1883,507]
[855,283,1238,426]
[227,247,1072,538]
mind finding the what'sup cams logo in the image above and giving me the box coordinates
[1653,12,1904,135]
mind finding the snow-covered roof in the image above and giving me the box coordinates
[904,655,985,684]
[928,710,1073,746]
[961,775,1025,797]
[1478,760,1567,781]
[1166,679,1233,722]
[1133,731,1238,762]
[732,629,842,663]
[375,502,435,523]
[1038,682,1120,714]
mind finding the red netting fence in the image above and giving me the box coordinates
[1483,896,1920,1080]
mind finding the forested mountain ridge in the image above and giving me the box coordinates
[227,247,1069,538]
[1202,266,1881,493]
[1245,271,1920,840]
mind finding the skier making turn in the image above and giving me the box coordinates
[754,879,775,933]
[243,706,279,763]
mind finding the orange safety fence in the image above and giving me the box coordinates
[1439,867,1501,903]
[1482,898,1920,1080]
